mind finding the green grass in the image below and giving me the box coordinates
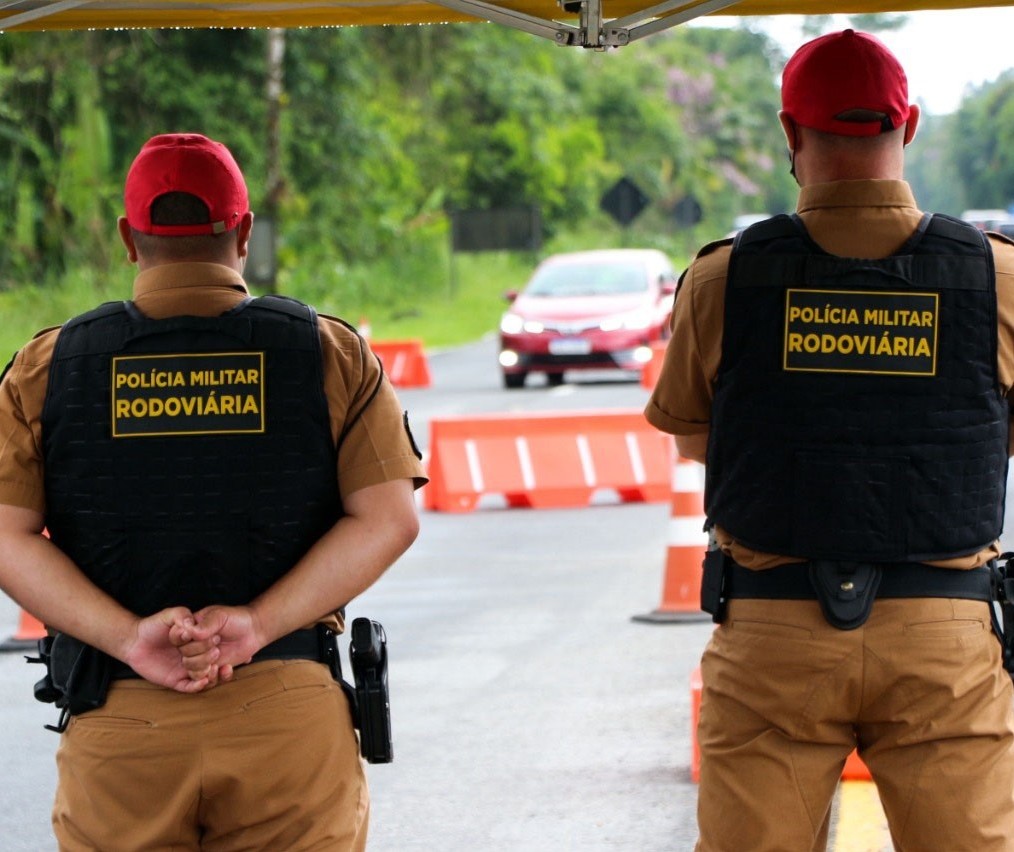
[272,228,540,347]
[0,267,132,363]
[0,250,531,359]
[310,251,534,347]
[0,224,693,359]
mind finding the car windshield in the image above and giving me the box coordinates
[525,261,648,297]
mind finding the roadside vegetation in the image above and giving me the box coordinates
[1,17,1012,358]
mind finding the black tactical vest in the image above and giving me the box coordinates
[41,296,342,615]
[707,213,1008,562]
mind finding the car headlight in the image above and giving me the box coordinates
[500,313,525,334]
[523,319,545,334]
[599,308,653,331]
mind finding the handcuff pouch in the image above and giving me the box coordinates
[808,561,882,630]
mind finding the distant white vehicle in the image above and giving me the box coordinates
[961,208,1014,231]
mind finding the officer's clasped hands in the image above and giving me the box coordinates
[169,604,260,688]
[121,606,218,693]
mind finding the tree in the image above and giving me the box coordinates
[949,72,1014,211]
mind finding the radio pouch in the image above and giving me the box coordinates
[27,633,111,733]
[701,548,729,623]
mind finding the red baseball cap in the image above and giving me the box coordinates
[124,133,249,236]
[781,29,911,137]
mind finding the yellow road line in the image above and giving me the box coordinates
[833,780,892,852]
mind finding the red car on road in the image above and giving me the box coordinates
[498,249,678,389]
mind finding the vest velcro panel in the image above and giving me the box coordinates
[708,214,1009,562]
[42,297,342,615]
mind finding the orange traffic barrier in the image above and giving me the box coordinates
[640,340,667,390]
[0,607,46,652]
[632,454,712,623]
[424,409,672,512]
[370,339,432,388]
[689,666,873,783]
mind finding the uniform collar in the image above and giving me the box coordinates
[797,179,918,214]
[131,262,249,318]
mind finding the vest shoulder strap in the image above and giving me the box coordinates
[62,301,130,332]
[693,237,733,261]
[733,214,798,251]
[246,294,317,324]
[924,213,988,248]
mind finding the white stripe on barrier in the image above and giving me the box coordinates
[669,516,709,545]
[625,432,646,484]
[391,351,407,382]
[515,437,536,490]
[673,459,704,492]
[464,440,484,492]
[576,434,596,486]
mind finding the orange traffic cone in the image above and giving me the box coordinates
[0,607,46,652]
[632,453,712,623]
[842,749,872,781]
[689,667,873,784]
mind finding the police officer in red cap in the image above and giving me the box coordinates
[647,30,1014,851]
[0,133,427,850]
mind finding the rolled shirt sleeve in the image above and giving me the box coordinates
[644,245,730,436]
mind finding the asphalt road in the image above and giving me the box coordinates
[1,335,1011,851]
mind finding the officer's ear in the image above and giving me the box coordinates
[778,111,798,154]
[903,104,920,146]
[235,211,254,261]
[117,217,138,265]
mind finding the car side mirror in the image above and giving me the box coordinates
[503,289,519,304]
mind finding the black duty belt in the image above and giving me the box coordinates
[721,559,993,630]
[726,560,993,602]
[109,625,336,681]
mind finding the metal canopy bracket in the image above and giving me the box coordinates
[1,0,743,44]
[0,0,93,32]
[427,0,743,47]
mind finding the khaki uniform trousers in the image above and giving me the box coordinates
[696,598,1014,852]
[53,659,369,852]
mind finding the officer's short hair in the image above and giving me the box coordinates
[132,192,232,260]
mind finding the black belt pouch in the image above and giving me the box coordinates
[701,549,729,623]
[808,561,882,630]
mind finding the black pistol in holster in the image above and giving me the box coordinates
[992,554,1014,682]
[317,618,393,764]
[349,617,393,764]
[26,633,112,733]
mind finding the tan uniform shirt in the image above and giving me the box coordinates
[645,180,1014,569]
[0,263,427,518]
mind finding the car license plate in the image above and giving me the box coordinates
[549,337,591,356]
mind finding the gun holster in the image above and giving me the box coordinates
[26,633,112,733]
[991,554,1014,680]
[349,618,393,764]
[317,619,393,764]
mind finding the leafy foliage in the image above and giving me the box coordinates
[8,18,1008,313]
[948,71,1014,212]
[0,22,796,291]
